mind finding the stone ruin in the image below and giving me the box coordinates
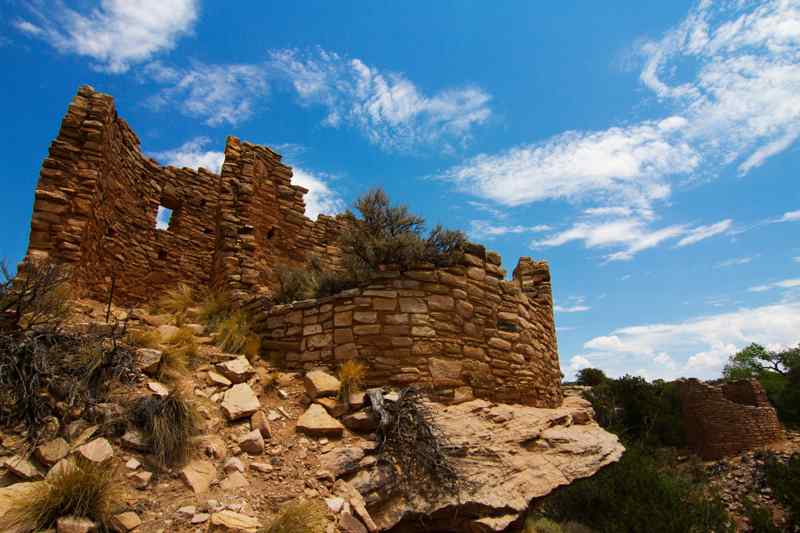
[679,378,784,459]
[21,85,563,408]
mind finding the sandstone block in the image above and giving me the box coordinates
[221,384,261,421]
[237,429,265,455]
[181,460,216,494]
[296,404,345,437]
[215,356,255,384]
[304,370,341,399]
[77,438,113,463]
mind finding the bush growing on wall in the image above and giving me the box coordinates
[272,188,467,304]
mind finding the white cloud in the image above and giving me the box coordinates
[676,219,732,247]
[779,210,800,222]
[290,167,344,220]
[577,300,800,380]
[439,119,694,208]
[568,355,592,376]
[146,62,268,126]
[715,256,755,268]
[469,220,551,239]
[555,304,591,313]
[14,19,44,36]
[269,48,491,151]
[794,256,800,263]
[15,0,198,73]
[151,137,224,172]
[439,0,800,251]
[748,278,800,292]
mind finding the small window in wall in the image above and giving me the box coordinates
[266,227,277,240]
[156,205,173,231]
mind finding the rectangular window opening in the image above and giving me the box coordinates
[156,205,173,231]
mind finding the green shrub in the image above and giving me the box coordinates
[743,498,782,533]
[130,390,199,467]
[8,458,119,531]
[584,375,685,448]
[525,517,563,533]
[262,499,328,533]
[541,447,733,533]
[575,367,607,386]
[763,452,800,529]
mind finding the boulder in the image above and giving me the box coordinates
[209,510,261,532]
[136,348,162,375]
[355,395,624,531]
[320,446,366,477]
[250,410,272,439]
[34,437,69,466]
[181,460,217,494]
[77,437,113,463]
[111,511,141,531]
[304,370,340,399]
[215,356,255,384]
[221,384,261,421]
[237,430,264,455]
[296,404,345,438]
[4,455,43,480]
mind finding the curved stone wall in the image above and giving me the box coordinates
[249,249,562,408]
[679,379,784,459]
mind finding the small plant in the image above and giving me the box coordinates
[130,390,199,467]
[8,458,119,531]
[338,360,366,402]
[197,289,232,329]
[155,345,190,383]
[763,452,799,529]
[1,260,72,332]
[127,329,161,349]
[262,499,328,533]
[157,283,194,324]
[215,311,253,354]
[274,266,318,304]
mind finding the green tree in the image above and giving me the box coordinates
[575,367,607,386]
[722,343,799,379]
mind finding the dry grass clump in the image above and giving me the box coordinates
[155,346,190,383]
[126,329,161,349]
[165,327,198,356]
[130,390,199,467]
[215,311,252,353]
[197,289,232,329]
[156,283,194,325]
[262,500,328,533]
[8,458,119,531]
[338,360,366,402]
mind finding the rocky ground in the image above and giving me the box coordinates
[0,298,637,532]
[705,430,800,532]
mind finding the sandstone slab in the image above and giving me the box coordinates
[181,459,216,494]
[77,437,114,463]
[209,510,261,532]
[215,356,255,384]
[34,437,69,466]
[296,404,344,438]
[221,383,261,421]
[304,370,340,399]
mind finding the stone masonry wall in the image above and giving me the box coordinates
[23,85,343,304]
[248,247,562,408]
[679,379,784,459]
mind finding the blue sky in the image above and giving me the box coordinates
[1,0,798,381]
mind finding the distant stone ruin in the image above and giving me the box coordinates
[22,85,563,408]
[679,378,784,459]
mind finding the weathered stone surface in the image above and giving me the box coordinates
[237,429,265,455]
[209,510,261,531]
[5,455,43,479]
[121,430,149,452]
[215,356,255,384]
[304,370,341,399]
[208,370,232,387]
[181,460,216,494]
[320,446,365,477]
[35,437,69,466]
[342,411,378,433]
[296,404,345,437]
[220,471,250,490]
[56,516,97,533]
[224,457,246,473]
[250,410,272,439]
[111,511,141,531]
[221,384,261,420]
[77,438,114,463]
[357,396,623,531]
[340,512,368,533]
[136,348,162,375]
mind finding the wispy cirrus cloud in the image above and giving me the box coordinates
[468,220,551,240]
[748,278,800,293]
[268,48,492,151]
[13,0,198,73]
[440,0,800,260]
[145,61,268,126]
[714,256,756,268]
